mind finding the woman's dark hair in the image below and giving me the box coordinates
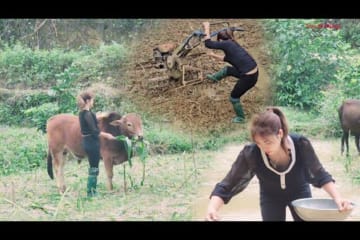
[217,29,234,41]
[77,91,94,110]
[250,107,289,152]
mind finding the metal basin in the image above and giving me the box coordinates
[291,198,355,221]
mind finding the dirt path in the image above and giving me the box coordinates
[192,138,360,221]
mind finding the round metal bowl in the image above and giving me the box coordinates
[291,198,355,221]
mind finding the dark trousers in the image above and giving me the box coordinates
[226,66,259,99]
[260,186,312,221]
[82,135,100,168]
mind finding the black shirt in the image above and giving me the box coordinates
[210,134,334,204]
[204,39,257,74]
[79,110,100,136]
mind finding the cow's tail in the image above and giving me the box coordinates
[47,149,54,179]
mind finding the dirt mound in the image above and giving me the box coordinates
[124,19,271,135]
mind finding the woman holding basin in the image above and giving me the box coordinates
[206,107,353,221]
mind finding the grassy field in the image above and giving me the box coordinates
[0,140,216,221]
[0,119,248,221]
[1,107,359,221]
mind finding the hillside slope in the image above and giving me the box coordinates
[124,19,271,134]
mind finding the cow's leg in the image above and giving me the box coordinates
[103,157,114,191]
[53,151,66,194]
[341,131,346,155]
[342,131,349,156]
[355,134,360,155]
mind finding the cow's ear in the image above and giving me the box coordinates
[110,119,123,126]
[108,112,122,121]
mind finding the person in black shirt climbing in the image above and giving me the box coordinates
[77,91,116,197]
[203,21,258,123]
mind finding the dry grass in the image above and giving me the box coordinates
[0,150,214,221]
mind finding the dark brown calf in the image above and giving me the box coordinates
[338,99,360,156]
[46,112,143,193]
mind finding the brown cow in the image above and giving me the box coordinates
[338,99,360,156]
[46,112,143,193]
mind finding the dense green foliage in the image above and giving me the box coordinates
[339,19,360,48]
[0,20,134,132]
[263,19,355,109]
[0,43,126,132]
[0,42,127,89]
[262,19,360,137]
[0,126,47,175]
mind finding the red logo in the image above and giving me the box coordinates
[306,23,341,30]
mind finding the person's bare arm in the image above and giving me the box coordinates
[206,195,224,221]
[202,21,211,40]
[100,131,116,140]
[322,181,353,211]
[207,51,224,61]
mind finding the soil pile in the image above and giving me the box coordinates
[125,19,271,135]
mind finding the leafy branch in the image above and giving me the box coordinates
[116,135,149,186]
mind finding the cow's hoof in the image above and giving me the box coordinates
[59,185,67,194]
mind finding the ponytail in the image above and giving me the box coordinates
[77,95,86,110]
[251,107,290,152]
[266,107,289,151]
[77,91,94,111]
[266,107,289,138]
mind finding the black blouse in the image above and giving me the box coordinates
[79,110,100,137]
[204,39,257,74]
[210,134,334,204]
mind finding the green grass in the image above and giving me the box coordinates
[1,105,359,221]
[0,122,251,221]
[280,107,328,137]
[0,147,214,221]
[0,126,47,175]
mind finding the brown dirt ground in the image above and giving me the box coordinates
[123,19,272,135]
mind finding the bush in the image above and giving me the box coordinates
[146,125,194,154]
[262,19,351,109]
[0,126,47,176]
[0,42,129,131]
[0,91,55,126]
[0,42,128,89]
[23,102,60,133]
[73,42,128,82]
[0,44,81,88]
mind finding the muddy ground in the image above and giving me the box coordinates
[124,19,271,135]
